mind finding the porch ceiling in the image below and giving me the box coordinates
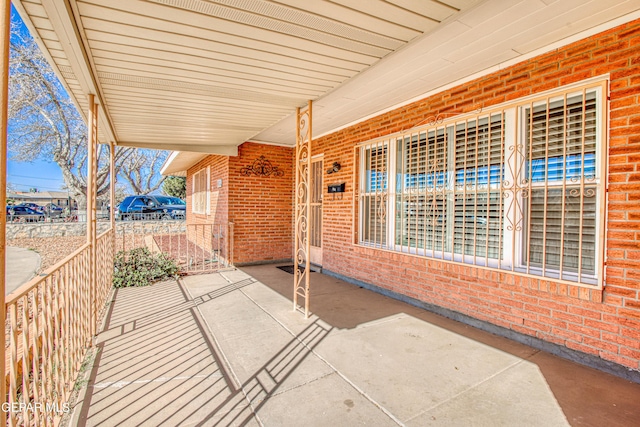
[12,0,640,173]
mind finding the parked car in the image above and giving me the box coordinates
[154,196,186,206]
[14,202,44,212]
[44,203,64,218]
[117,195,185,220]
[6,206,45,222]
[152,196,186,220]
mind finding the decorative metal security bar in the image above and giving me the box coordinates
[294,101,312,318]
[355,81,606,288]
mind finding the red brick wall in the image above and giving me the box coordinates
[228,142,294,264]
[313,19,640,370]
[186,143,294,264]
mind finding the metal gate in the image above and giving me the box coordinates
[117,222,234,274]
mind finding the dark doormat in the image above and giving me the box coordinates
[276,265,314,275]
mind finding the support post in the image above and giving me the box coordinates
[293,101,312,318]
[109,142,116,255]
[0,0,10,420]
[87,95,98,336]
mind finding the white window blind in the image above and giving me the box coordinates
[361,143,388,246]
[192,168,209,214]
[357,81,605,286]
[523,92,598,278]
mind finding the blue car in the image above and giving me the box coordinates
[7,206,45,222]
[117,195,185,220]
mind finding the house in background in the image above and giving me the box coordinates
[8,190,77,209]
[162,9,640,380]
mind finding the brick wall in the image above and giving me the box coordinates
[312,19,640,371]
[187,142,294,265]
[228,142,294,264]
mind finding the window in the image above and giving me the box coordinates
[192,167,210,214]
[357,81,606,286]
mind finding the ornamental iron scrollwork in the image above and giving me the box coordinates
[240,156,284,177]
[294,101,313,318]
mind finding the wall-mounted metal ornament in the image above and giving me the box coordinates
[240,155,284,177]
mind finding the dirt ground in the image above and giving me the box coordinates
[8,236,87,271]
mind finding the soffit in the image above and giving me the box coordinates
[254,0,640,145]
[13,0,640,168]
[14,0,481,151]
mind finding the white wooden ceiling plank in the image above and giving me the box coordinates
[112,121,265,133]
[99,84,300,111]
[107,110,288,127]
[21,1,48,19]
[30,16,54,30]
[90,46,341,87]
[92,56,332,95]
[143,0,401,54]
[101,92,290,117]
[390,20,474,67]
[202,0,404,49]
[444,0,638,64]
[444,0,486,9]
[34,28,59,41]
[105,105,257,119]
[106,108,285,125]
[105,99,286,115]
[48,49,69,62]
[385,0,465,22]
[329,0,439,30]
[513,0,640,54]
[98,71,306,106]
[456,0,534,28]
[86,36,350,82]
[261,0,421,41]
[82,25,364,75]
[41,39,63,52]
[94,62,325,99]
[112,121,266,133]
[77,1,382,64]
[113,130,253,141]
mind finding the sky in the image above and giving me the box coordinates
[7,5,67,194]
[8,160,66,193]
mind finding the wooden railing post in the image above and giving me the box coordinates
[0,0,10,421]
[87,94,98,336]
[110,142,116,256]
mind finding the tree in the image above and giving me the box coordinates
[162,176,186,199]
[8,18,134,209]
[119,149,168,195]
[8,16,167,206]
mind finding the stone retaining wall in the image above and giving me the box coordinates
[6,221,186,239]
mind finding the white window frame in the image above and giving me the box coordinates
[191,166,210,215]
[356,80,607,288]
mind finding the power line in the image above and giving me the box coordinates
[8,173,65,182]
[9,182,68,191]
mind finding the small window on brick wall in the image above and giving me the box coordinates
[192,167,210,215]
[356,80,606,287]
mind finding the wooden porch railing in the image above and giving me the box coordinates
[4,229,114,427]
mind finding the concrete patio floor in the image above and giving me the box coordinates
[70,265,640,426]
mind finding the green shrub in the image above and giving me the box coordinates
[113,247,179,288]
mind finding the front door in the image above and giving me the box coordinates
[309,157,323,266]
